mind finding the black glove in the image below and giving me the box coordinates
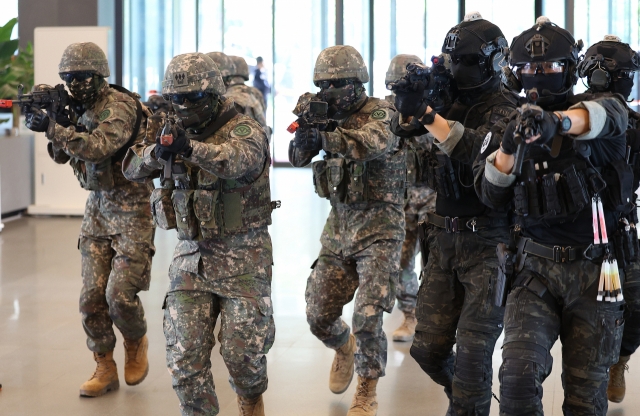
[393,79,427,118]
[24,107,49,132]
[294,127,323,152]
[155,124,192,160]
[55,110,72,128]
[499,120,518,155]
[520,105,561,145]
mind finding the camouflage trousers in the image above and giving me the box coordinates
[499,254,624,416]
[621,260,640,356]
[79,229,155,353]
[306,239,401,379]
[410,225,506,416]
[163,266,275,416]
[398,185,436,313]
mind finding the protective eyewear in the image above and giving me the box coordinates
[518,61,565,75]
[618,70,636,79]
[314,79,353,89]
[163,91,209,104]
[59,72,95,83]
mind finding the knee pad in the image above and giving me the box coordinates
[410,340,455,388]
[499,342,551,404]
[454,344,488,384]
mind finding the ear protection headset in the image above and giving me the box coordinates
[480,36,509,75]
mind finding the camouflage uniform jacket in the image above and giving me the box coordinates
[289,93,405,256]
[226,77,266,126]
[122,99,273,285]
[48,83,154,236]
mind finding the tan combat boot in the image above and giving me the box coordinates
[608,354,631,402]
[392,309,417,342]
[329,333,356,394]
[124,335,149,386]
[237,394,265,416]
[79,351,119,397]
[347,376,379,416]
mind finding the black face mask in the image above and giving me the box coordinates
[172,95,218,129]
[451,56,488,90]
[611,77,635,100]
[521,73,566,104]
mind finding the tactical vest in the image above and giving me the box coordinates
[151,112,275,240]
[71,85,144,191]
[312,148,407,207]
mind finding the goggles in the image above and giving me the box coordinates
[518,61,565,75]
[163,91,209,104]
[59,72,95,83]
[314,79,354,89]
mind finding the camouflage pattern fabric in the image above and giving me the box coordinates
[412,225,506,415]
[306,240,401,379]
[122,98,274,416]
[313,45,369,83]
[58,42,110,77]
[79,229,155,352]
[499,255,624,416]
[621,261,640,356]
[48,82,154,236]
[225,83,267,127]
[161,53,226,96]
[289,91,405,379]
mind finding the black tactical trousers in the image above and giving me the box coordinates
[499,255,624,416]
[621,261,640,356]
[410,225,505,416]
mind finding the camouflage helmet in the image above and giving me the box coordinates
[313,45,369,83]
[205,52,235,78]
[228,55,250,80]
[58,42,110,77]
[162,52,226,96]
[385,54,423,84]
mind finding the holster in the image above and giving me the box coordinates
[417,221,430,272]
[494,242,515,307]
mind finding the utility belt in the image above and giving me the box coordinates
[516,238,611,263]
[426,212,508,233]
[311,155,406,206]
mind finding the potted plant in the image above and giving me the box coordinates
[0,18,34,131]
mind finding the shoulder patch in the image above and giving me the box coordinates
[233,124,252,137]
[371,109,387,120]
[98,109,112,122]
[481,132,492,154]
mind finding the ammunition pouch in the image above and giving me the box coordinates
[71,158,115,191]
[150,187,177,230]
[612,221,639,269]
[172,189,198,240]
[602,158,635,214]
[311,160,330,198]
[422,150,462,201]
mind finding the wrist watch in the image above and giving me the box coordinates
[419,107,437,125]
[556,111,571,134]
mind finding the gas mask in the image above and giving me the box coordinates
[170,93,219,129]
[64,74,104,105]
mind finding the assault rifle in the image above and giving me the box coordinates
[511,90,542,176]
[0,84,70,122]
[287,100,330,148]
[387,55,456,113]
[157,112,189,189]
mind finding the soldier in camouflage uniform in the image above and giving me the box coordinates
[122,52,275,416]
[391,13,521,415]
[577,35,640,404]
[207,52,267,130]
[476,18,630,415]
[384,54,436,342]
[288,45,405,416]
[24,42,154,397]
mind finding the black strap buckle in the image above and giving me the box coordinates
[445,216,460,233]
[553,245,572,263]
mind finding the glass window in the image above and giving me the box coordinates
[465,0,535,42]
[425,0,458,58]
[542,0,565,27]
[197,0,223,53]
[0,1,18,39]
[343,0,370,93]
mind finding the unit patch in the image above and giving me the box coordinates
[99,109,112,122]
[371,110,387,120]
[233,125,252,136]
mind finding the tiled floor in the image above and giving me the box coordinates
[0,167,637,415]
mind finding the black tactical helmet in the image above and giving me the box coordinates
[441,12,508,90]
[578,35,640,97]
[508,16,583,103]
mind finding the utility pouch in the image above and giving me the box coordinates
[347,162,366,204]
[624,224,639,264]
[494,243,515,307]
[172,189,199,240]
[311,160,330,199]
[435,151,460,200]
[194,189,221,238]
[522,159,541,217]
[84,158,115,191]
[326,158,347,205]
[513,184,529,216]
[150,188,177,230]
[70,158,88,189]
[563,165,590,212]
[541,173,562,216]
[602,158,635,213]
[406,147,419,185]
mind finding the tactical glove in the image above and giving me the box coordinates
[393,79,427,118]
[25,107,49,132]
[155,124,192,160]
[519,104,561,145]
[499,120,518,156]
[294,127,323,152]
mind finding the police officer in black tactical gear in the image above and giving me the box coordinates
[475,17,632,415]
[390,11,521,415]
[577,34,640,404]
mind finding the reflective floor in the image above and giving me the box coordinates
[0,167,637,415]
